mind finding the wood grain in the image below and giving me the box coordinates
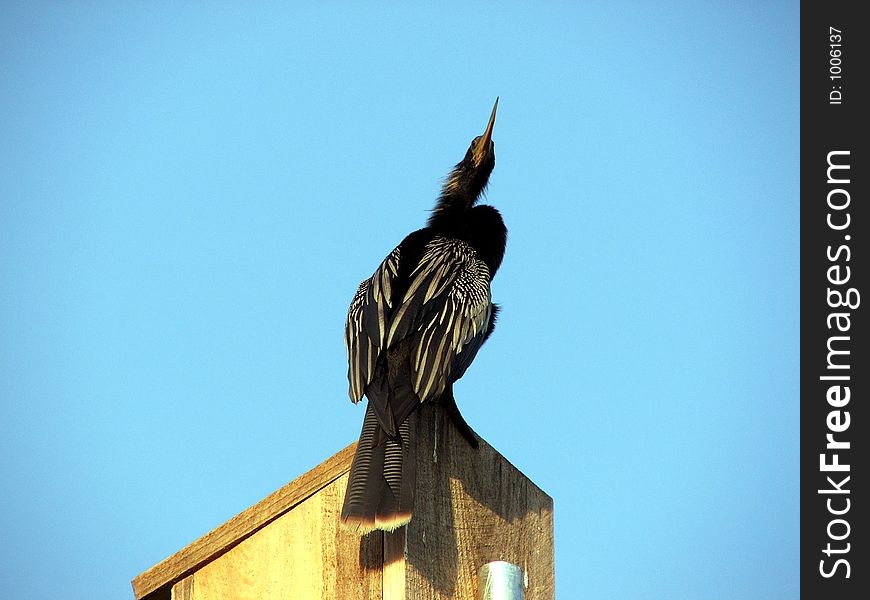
[132,404,554,600]
[383,528,407,600]
[131,443,357,599]
[170,576,193,600]
[404,402,555,599]
[178,474,382,599]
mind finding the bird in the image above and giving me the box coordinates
[341,98,507,533]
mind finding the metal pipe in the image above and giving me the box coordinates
[477,561,524,599]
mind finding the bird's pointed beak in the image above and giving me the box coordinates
[473,97,498,166]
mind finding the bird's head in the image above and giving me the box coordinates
[440,98,499,208]
[465,97,498,173]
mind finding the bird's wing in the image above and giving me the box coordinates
[385,237,493,403]
[449,303,499,384]
[346,245,401,403]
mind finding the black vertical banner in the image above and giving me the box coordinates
[801,2,867,598]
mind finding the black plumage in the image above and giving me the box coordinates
[341,99,507,533]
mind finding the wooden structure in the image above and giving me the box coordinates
[131,403,554,599]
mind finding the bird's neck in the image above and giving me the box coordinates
[426,203,506,276]
[427,190,475,230]
[428,163,487,229]
[428,158,492,228]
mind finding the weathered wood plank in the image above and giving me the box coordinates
[179,475,382,599]
[170,576,193,600]
[133,404,554,600]
[404,402,555,599]
[132,443,357,599]
[383,528,407,600]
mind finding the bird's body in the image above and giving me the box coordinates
[341,100,506,533]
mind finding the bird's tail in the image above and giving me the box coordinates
[341,402,417,533]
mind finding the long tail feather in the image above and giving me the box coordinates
[341,403,417,533]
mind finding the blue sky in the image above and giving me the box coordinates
[1,2,798,598]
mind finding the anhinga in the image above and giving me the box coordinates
[341,98,507,533]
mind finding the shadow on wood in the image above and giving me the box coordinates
[400,402,553,597]
[131,403,553,599]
